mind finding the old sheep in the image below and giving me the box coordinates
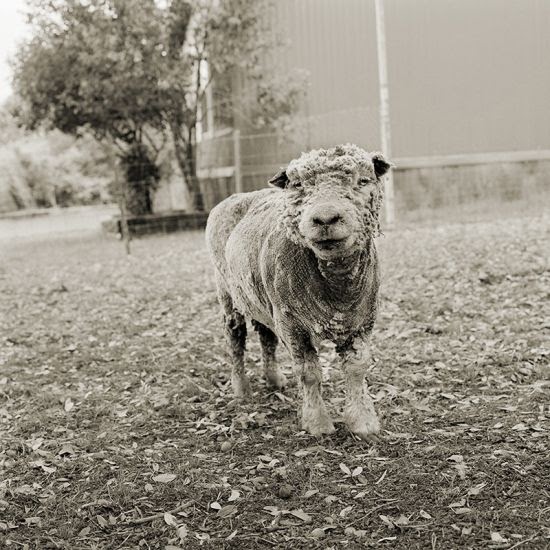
[205,144,392,440]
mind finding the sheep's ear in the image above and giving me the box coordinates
[268,169,289,189]
[371,153,392,178]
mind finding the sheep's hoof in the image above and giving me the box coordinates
[345,414,381,442]
[265,369,288,390]
[232,374,251,398]
[302,407,336,436]
[352,430,381,443]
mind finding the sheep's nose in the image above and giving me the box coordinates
[312,208,342,226]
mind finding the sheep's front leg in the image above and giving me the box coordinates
[338,338,380,440]
[290,340,335,436]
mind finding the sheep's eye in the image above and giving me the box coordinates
[358,178,372,186]
[293,181,303,190]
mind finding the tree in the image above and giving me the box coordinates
[160,0,306,210]
[13,0,167,215]
[13,0,305,213]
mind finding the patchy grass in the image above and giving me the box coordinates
[1,213,549,550]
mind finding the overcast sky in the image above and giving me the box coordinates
[0,0,30,103]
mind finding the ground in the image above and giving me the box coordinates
[1,213,549,550]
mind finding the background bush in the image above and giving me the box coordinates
[0,108,114,211]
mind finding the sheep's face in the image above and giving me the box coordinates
[270,144,391,260]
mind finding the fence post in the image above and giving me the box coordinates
[374,0,395,228]
[233,129,243,194]
[111,151,131,255]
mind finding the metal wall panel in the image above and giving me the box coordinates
[274,0,381,149]
[274,0,550,157]
[385,0,550,156]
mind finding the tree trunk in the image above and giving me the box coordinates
[120,143,160,216]
[170,121,204,211]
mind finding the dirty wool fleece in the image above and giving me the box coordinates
[206,144,392,440]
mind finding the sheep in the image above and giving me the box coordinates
[205,144,391,440]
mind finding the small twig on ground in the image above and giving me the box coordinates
[505,533,539,550]
[81,499,112,509]
[127,500,194,525]
[241,535,277,546]
[114,534,132,549]
[347,501,399,527]
[46,537,61,548]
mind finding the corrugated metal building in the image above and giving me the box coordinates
[271,0,550,157]
[197,0,550,218]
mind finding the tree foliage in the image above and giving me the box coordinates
[13,0,168,214]
[15,0,166,143]
[13,0,306,213]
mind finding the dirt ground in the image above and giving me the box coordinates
[1,212,549,549]
[0,206,117,242]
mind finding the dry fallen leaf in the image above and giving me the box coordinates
[217,505,238,518]
[448,454,467,479]
[379,514,394,528]
[289,509,312,523]
[490,532,508,543]
[58,443,76,456]
[97,515,108,528]
[467,482,486,496]
[176,524,188,541]
[511,423,527,431]
[164,513,177,526]
[228,490,240,502]
[339,505,353,517]
[294,449,310,457]
[311,527,326,538]
[339,463,351,476]
[152,473,177,483]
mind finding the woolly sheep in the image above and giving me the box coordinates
[205,144,392,440]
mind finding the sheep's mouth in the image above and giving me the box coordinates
[313,237,348,250]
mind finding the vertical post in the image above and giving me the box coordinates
[374,0,395,227]
[112,152,131,255]
[233,129,243,194]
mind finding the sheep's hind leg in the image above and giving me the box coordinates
[338,339,380,441]
[252,321,287,389]
[216,273,249,396]
[223,310,249,397]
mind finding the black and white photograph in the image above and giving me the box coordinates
[0,0,549,548]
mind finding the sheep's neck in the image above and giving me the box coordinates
[316,242,372,296]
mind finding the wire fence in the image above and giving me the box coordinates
[3,105,550,245]
[195,108,550,228]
